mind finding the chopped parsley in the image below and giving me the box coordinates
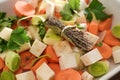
[0,12,17,31]
[7,27,30,51]
[37,21,46,40]
[85,0,109,22]
[60,0,80,21]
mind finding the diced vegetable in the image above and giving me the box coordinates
[43,29,62,45]
[5,51,20,72]
[31,58,48,73]
[28,26,41,40]
[16,42,31,53]
[48,63,60,74]
[30,39,47,57]
[112,25,120,39]
[112,47,120,63]
[98,17,112,31]
[87,60,109,77]
[59,53,78,70]
[54,69,81,80]
[0,27,13,41]
[53,40,73,57]
[104,30,120,46]
[16,71,35,80]
[0,58,5,70]
[43,45,58,63]
[45,0,55,17]
[20,51,35,70]
[81,71,94,80]
[74,53,84,70]
[95,42,112,59]
[80,48,103,66]
[35,62,55,80]
[0,70,15,80]
[88,21,99,35]
[14,1,35,17]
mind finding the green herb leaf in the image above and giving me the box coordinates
[7,27,30,50]
[96,42,103,47]
[60,4,73,21]
[69,0,80,11]
[85,0,109,22]
[0,12,17,31]
[0,38,8,53]
[38,21,46,40]
[77,24,85,29]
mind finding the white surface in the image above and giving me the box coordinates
[0,0,120,80]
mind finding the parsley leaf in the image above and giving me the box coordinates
[38,21,46,40]
[60,4,73,21]
[69,0,80,11]
[7,27,30,50]
[0,12,17,31]
[0,38,8,52]
[60,0,80,21]
[96,42,103,47]
[85,0,109,22]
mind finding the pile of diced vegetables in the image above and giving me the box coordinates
[0,0,120,80]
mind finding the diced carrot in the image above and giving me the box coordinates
[20,51,36,70]
[78,70,83,75]
[85,0,89,4]
[31,58,48,73]
[99,18,112,31]
[15,67,23,74]
[88,21,99,35]
[54,69,81,80]
[103,30,120,46]
[14,1,35,17]
[38,8,46,14]
[54,11,61,19]
[48,63,60,74]
[95,42,112,59]
[87,22,90,31]
[3,65,9,71]
[0,58,5,71]
[44,45,58,63]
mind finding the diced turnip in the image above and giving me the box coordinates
[43,29,62,45]
[112,49,120,63]
[81,71,94,80]
[30,39,47,57]
[112,46,120,51]
[53,40,73,57]
[16,71,35,80]
[45,0,55,17]
[16,42,31,53]
[36,62,55,80]
[59,53,78,70]
[80,48,103,66]
[0,27,13,41]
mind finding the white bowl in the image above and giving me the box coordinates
[0,0,120,80]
